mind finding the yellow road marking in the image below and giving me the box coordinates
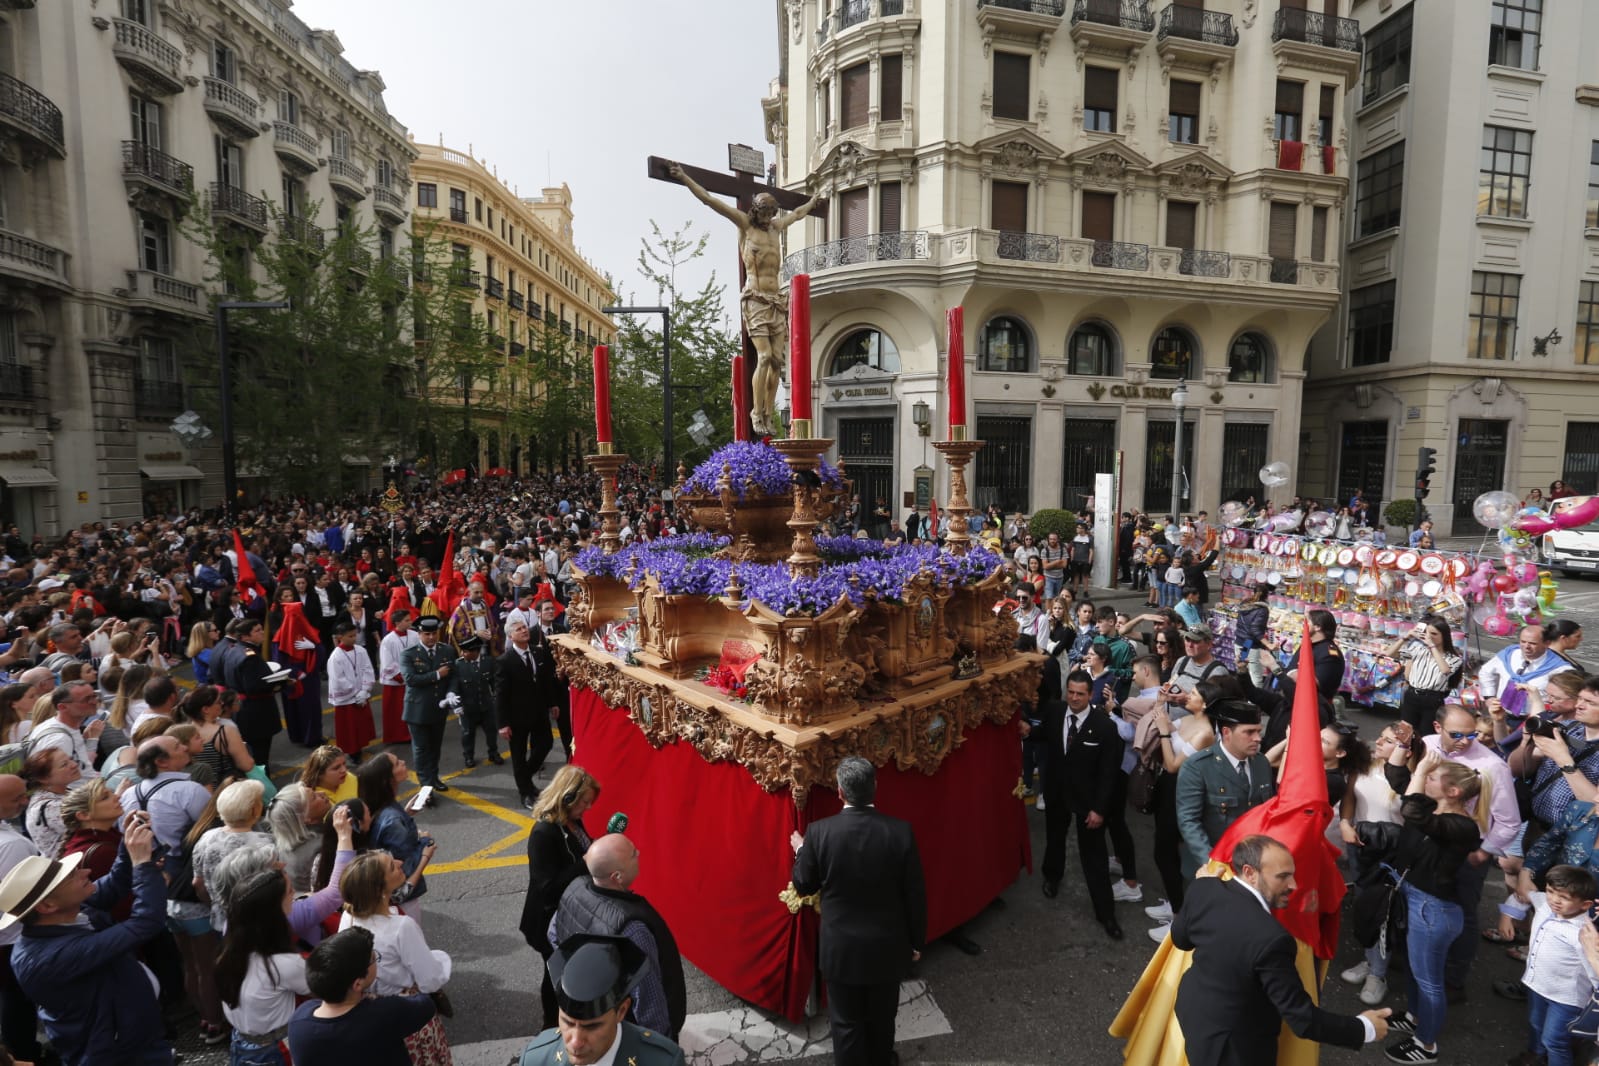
[429,854,528,874]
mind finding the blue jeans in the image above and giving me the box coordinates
[1044,572,1064,601]
[1528,988,1583,1066]
[1403,882,1463,1047]
[230,1028,288,1066]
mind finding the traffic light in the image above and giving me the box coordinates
[1415,447,1438,501]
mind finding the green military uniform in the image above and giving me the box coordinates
[400,619,457,789]
[452,644,499,764]
[518,1020,686,1066]
[1174,743,1276,877]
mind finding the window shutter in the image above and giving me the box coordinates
[1166,201,1197,250]
[1281,0,1307,8]
[993,53,1030,121]
[878,181,902,233]
[1269,202,1298,259]
[991,181,1028,232]
[1085,67,1118,112]
[1081,192,1115,241]
[1312,205,1329,261]
[841,62,870,130]
[1319,84,1336,123]
[880,55,903,121]
[839,187,870,239]
[1170,79,1201,116]
[1275,80,1305,117]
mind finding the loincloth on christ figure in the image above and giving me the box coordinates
[740,287,788,341]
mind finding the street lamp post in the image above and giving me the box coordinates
[602,305,673,472]
[1170,376,1189,524]
[215,300,289,522]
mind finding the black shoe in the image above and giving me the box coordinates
[1102,917,1124,940]
[487,752,505,765]
[433,781,450,792]
[521,793,538,810]
[1042,879,1059,899]
[1386,1013,1417,1036]
[1493,979,1529,1002]
[464,757,477,769]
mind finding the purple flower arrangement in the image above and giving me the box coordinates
[681,440,844,500]
[576,532,1003,617]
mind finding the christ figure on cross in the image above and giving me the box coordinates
[668,162,821,437]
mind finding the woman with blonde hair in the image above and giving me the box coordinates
[300,744,358,804]
[337,850,453,1066]
[519,764,601,1029]
[59,777,125,878]
[186,620,219,686]
[107,661,152,732]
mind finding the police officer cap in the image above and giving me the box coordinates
[1207,697,1263,727]
[548,933,651,1021]
[458,634,484,652]
[416,617,443,632]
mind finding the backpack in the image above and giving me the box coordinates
[134,778,201,903]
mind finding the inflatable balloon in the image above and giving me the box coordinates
[1511,495,1599,536]
[1473,490,1523,530]
[1493,573,1518,594]
[1513,562,1541,587]
[1267,509,1304,533]
[1467,560,1496,602]
[1471,602,1494,625]
[1219,501,1248,526]
[1512,586,1540,619]
[1304,510,1336,537]
[1484,607,1516,637]
[1538,571,1561,614]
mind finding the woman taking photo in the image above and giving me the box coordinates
[23,747,81,858]
[174,684,256,784]
[1384,614,1465,736]
[1083,642,1116,708]
[357,753,435,920]
[1042,595,1075,660]
[1138,676,1224,939]
[337,851,454,1066]
[1338,723,1418,1006]
[519,764,601,1030]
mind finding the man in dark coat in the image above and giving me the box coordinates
[497,618,562,809]
[1037,669,1126,938]
[791,755,926,1066]
[1172,834,1389,1066]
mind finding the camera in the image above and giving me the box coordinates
[1525,715,1559,739]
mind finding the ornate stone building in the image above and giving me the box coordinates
[0,0,415,533]
[766,0,1361,516]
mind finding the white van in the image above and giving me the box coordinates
[1543,524,1599,576]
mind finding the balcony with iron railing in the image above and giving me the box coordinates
[1177,248,1231,278]
[976,0,1065,38]
[997,231,1063,263]
[530,301,543,320]
[111,18,186,95]
[1090,239,1151,270]
[208,182,268,234]
[507,289,524,311]
[449,206,468,224]
[278,216,326,251]
[1272,8,1361,54]
[327,157,367,200]
[135,378,185,417]
[450,266,480,289]
[124,269,204,317]
[1070,0,1153,36]
[0,363,33,403]
[488,333,506,351]
[780,231,931,280]
[1269,257,1300,284]
[372,183,406,222]
[0,228,67,289]
[272,121,318,172]
[1156,4,1237,53]
[0,71,64,160]
[484,276,505,300]
[121,141,193,203]
[202,77,261,138]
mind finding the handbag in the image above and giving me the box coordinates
[428,990,455,1018]
[1127,758,1161,815]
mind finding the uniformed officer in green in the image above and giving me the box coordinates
[452,634,502,768]
[1173,696,1276,877]
[519,933,686,1066]
[401,616,457,792]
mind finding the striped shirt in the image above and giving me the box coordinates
[1399,639,1463,693]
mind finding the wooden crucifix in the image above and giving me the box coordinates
[648,150,828,439]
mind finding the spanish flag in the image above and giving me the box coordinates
[1111,620,1342,1065]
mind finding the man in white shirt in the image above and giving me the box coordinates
[1011,585,1050,648]
[378,610,420,746]
[327,621,377,761]
[503,586,539,641]
[1479,625,1577,700]
[0,775,41,1061]
[119,737,210,848]
[28,681,103,778]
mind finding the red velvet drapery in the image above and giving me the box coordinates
[1277,140,1305,171]
[570,685,1031,1020]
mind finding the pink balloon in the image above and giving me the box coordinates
[1493,573,1519,594]
[1514,563,1540,586]
[1484,614,1515,637]
[1471,603,1493,625]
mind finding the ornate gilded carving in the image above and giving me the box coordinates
[779,882,820,914]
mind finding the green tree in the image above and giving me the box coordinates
[610,220,739,475]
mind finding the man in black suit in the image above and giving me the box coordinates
[791,756,926,1066]
[1173,834,1390,1066]
[497,618,561,810]
[1038,669,1126,938]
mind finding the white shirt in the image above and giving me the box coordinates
[221,952,309,1036]
[586,1025,624,1066]
[0,822,40,947]
[1523,892,1595,1007]
[503,607,538,637]
[327,645,376,706]
[338,910,451,995]
[1062,708,1089,752]
[378,629,419,685]
[29,719,99,779]
[1012,606,1049,647]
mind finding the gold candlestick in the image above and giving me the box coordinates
[585,451,630,555]
[932,437,984,556]
[770,436,833,578]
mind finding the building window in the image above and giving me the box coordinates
[975,416,1032,512]
[474,197,483,222]
[417,183,437,208]
[138,212,171,273]
[139,335,179,383]
[1081,191,1115,242]
[880,54,903,121]
[330,129,350,161]
[1221,423,1271,500]
[993,52,1029,122]
[830,329,901,375]
[990,180,1027,234]
[1227,332,1273,383]
[129,93,161,148]
[1578,281,1599,365]
[1168,80,1200,145]
[1165,201,1197,252]
[1468,270,1521,360]
[1318,85,1336,147]
[449,187,466,222]
[978,316,1033,373]
[1562,421,1599,495]
[1587,141,1599,229]
[1479,126,1532,218]
[1349,281,1396,366]
[1312,205,1329,261]
[841,61,869,130]
[1273,80,1304,142]
[1068,323,1117,376]
[1489,0,1541,70]
[1150,327,1196,380]
[278,90,300,126]
[121,0,151,26]
[281,175,303,218]
[1084,66,1117,133]
[1355,141,1405,237]
[376,159,393,189]
[1144,419,1194,514]
[1363,5,1413,104]
[211,41,236,84]
[216,137,243,189]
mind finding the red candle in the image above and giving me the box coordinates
[947,306,966,431]
[789,273,813,423]
[592,344,612,444]
[732,353,750,441]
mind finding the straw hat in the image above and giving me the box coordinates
[0,852,84,928]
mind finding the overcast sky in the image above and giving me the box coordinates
[290,0,780,314]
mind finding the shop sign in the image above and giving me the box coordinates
[1086,382,1193,402]
[831,385,893,400]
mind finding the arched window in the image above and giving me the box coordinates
[1227,332,1273,383]
[1068,323,1118,376]
[829,328,901,375]
[1150,326,1197,380]
[978,316,1033,373]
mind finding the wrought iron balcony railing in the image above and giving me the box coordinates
[0,71,64,156]
[1272,8,1362,53]
[1157,5,1238,46]
[1178,248,1230,278]
[278,216,325,250]
[210,182,268,229]
[449,267,480,289]
[121,141,192,195]
[1269,257,1300,284]
[1091,239,1150,270]
[449,206,468,224]
[1071,0,1153,32]
[836,0,870,31]
[508,290,524,311]
[781,231,931,279]
[978,0,1066,15]
[484,276,505,300]
[997,231,1062,263]
[509,341,525,357]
